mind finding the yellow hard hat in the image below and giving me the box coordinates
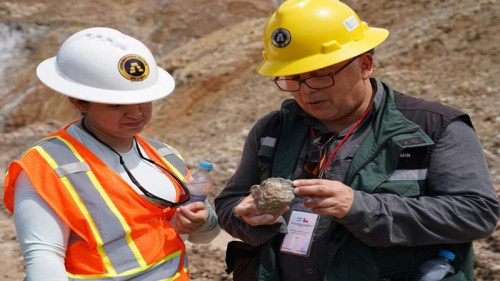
[257,0,389,77]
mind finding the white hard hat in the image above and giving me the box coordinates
[36,27,175,104]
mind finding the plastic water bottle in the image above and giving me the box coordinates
[413,250,456,281]
[185,161,213,204]
[178,161,213,241]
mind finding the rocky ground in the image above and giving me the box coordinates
[0,0,499,280]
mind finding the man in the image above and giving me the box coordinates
[215,0,499,280]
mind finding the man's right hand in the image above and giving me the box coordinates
[233,194,288,226]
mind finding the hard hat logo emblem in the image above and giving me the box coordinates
[271,28,291,48]
[118,54,149,81]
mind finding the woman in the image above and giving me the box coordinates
[3,27,219,280]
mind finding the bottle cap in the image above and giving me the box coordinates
[438,250,455,261]
[198,161,213,171]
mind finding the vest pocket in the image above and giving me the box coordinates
[372,180,423,197]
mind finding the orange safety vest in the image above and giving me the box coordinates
[4,124,191,280]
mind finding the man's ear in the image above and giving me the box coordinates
[359,53,374,79]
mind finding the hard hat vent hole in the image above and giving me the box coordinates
[112,39,127,51]
[361,22,369,31]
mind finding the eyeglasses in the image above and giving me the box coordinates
[81,119,190,207]
[130,140,191,207]
[303,132,337,178]
[273,56,359,92]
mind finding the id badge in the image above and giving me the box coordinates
[280,202,319,257]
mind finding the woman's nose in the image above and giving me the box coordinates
[124,104,143,118]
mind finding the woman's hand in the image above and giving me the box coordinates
[293,179,354,219]
[233,194,288,226]
[172,201,208,234]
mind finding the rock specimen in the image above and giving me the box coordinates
[251,177,295,215]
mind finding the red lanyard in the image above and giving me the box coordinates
[310,108,371,178]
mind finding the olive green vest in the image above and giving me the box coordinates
[257,84,473,281]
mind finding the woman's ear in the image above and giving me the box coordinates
[69,97,88,114]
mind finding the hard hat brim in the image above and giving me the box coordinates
[257,27,389,77]
[36,57,175,104]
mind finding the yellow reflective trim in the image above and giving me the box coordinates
[6,136,55,184]
[158,273,180,281]
[34,145,116,276]
[157,266,189,281]
[85,169,147,267]
[139,139,186,181]
[67,250,183,280]
[53,136,148,268]
[20,136,54,157]
[157,266,188,281]
[160,142,186,181]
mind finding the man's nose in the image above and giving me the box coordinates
[298,80,317,95]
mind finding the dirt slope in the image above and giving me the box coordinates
[0,0,499,280]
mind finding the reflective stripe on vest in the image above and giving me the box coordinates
[260,137,277,148]
[388,169,427,181]
[141,137,187,179]
[37,136,147,274]
[68,251,188,280]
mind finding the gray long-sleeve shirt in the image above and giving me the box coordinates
[13,124,220,280]
[215,79,499,280]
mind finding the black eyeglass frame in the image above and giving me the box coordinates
[80,119,190,208]
[273,56,360,92]
[128,140,191,207]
